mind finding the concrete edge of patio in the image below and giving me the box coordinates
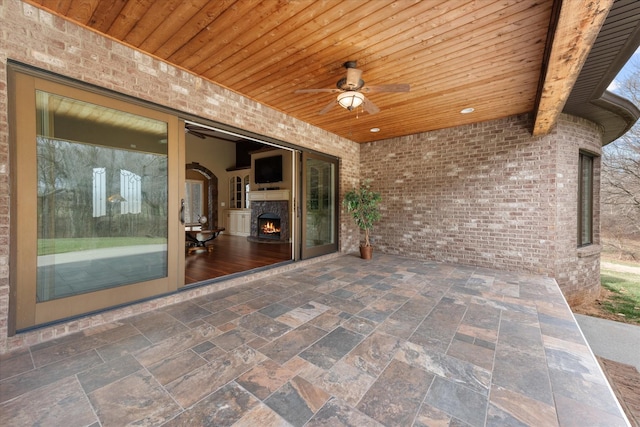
[574,314,640,372]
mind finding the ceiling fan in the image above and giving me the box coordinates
[294,61,410,115]
[185,123,207,139]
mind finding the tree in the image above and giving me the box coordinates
[601,58,640,260]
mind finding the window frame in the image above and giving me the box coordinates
[577,151,595,247]
[9,65,182,331]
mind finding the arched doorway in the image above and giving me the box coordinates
[186,162,219,227]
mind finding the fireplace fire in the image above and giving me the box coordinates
[261,221,281,235]
[257,213,281,239]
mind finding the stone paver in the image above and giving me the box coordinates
[0,254,629,426]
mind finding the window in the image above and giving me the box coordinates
[578,152,594,246]
[185,179,204,225]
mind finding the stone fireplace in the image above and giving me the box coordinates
[249,199,289,242]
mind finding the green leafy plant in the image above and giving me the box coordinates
[343,180,382,247]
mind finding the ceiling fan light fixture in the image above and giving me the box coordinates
[337,91,364,111]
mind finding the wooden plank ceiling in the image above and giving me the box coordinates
[27,0,607,143]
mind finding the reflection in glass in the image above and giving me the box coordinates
[36,91,169,302]
[305,158,336,247]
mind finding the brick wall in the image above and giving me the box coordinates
[361,113,603,304]
[553,115,603,306]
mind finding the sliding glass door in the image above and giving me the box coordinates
[301,152,339,258]
[9,67,340,330]
[11,70,182,330]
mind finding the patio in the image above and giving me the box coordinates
[0,254,629,426]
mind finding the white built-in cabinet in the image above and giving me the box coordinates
[226,209,251,236]
[226,171,251,236]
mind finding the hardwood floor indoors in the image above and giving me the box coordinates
[184,234,292,284]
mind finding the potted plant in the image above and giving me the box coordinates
[343,180,382,259]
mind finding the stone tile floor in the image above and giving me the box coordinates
[0,254,630,426]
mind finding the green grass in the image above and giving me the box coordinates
[38,237,166,256]
[600,268,640,323]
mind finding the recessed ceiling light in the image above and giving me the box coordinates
[460,107,475,114]
[370,127,380,132]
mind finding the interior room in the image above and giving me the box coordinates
[183,123,294,284]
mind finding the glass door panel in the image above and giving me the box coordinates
[36,90,170,301]
[301,152,338,258]
[12,71,180,329]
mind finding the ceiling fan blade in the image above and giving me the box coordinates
[362,84,410,93]
[190,131,206,139]
[185,125,207,139]
[318,99,336,115]
[363,97,380,115]
[295,88,341,93]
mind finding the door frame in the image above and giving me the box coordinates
[181,120,299,282]
[9,66,183,331]
[300,151,340,259]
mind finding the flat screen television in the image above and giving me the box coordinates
[254,155,283,184]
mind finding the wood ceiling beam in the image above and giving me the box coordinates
[532,0,614,136]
